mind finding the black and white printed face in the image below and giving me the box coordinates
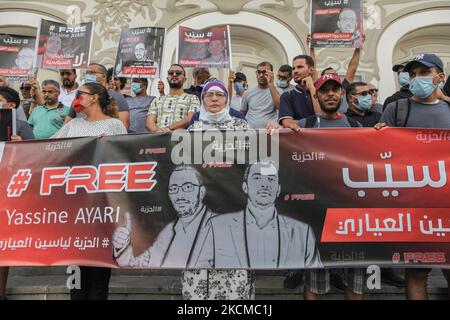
[246,163,280,207]
[168,169,203,217]
[134,43,147,61]
[337,9,357,33]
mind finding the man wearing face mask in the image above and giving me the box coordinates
[277,64,295,92]
[228,71,247,111]
[126,78,155,133]
[382,61,413,112]
[344,82,381,127]
[376,54,450,300]
[64,63,130,129]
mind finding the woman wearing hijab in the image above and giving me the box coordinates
[52,82,126,300]
[188,80,248,131]
[183,80,254,300]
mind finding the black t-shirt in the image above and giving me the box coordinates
[382,88,413,112]
[345,108,381,127]
[444,75,450,97]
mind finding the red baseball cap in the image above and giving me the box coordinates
[314,74,343,91]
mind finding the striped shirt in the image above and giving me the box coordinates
[147,94,200,128]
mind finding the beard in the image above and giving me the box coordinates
[319,98,341,114]
[63,79,74,88]
[169,81,183,89]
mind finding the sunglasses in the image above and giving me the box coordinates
[20,86,32,90]
[256,70,267,75]
[75,90,94,99]
[168,70,184,76]
[355,90,370,96]
[368,89,378,95]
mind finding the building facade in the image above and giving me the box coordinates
[0,0,449,100]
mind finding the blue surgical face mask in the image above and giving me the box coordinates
[85,74,98,84]
[234,82,245,94]
[131,82,142,95]
[398,72,410,87]
[409,76,437,99]
[277,79,289,89]
[356,94,372,111]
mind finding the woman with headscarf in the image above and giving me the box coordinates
[188,80,247,131]
[183,80,254,300]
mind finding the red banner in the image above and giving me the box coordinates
[1,129,450,269]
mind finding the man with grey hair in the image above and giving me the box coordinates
[112,165,216,269]
[201,161,322,269]
[184,67,211,99]
[28,79,70,139]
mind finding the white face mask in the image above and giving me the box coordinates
[205,107,228,123]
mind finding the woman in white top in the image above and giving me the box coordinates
[52,83,126,300]
[52,82,127,139]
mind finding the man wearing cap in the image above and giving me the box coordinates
[376,54,450,300]
[228,71,247,111]
[382,61,413,112]
[268,74,364,299]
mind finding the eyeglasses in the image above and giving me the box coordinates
[42,90,58,94]
[256,70,267,75]
[86,70,104,75]
[168,182,200,194]
[75,90,94,98]
[355,90,370,96]
[168,70,184,76]
[20,86,32,91]
[203,92,226,99]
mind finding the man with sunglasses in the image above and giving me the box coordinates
[18,81,34,120]
[344,82,381,127]
[241,61,282,129]
[113,165,215,269]
[146,64,199,132]
[28,80,70,139]
[59,69,79,107]
[368,84,383,114]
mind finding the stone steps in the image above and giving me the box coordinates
[5,267,449,300]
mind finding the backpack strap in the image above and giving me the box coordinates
[346,116,360,127]
[394,98,411,127]
[304,115,317,128]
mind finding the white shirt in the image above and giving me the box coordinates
[245,208,279,268]
[162,206,206,267]
[59,84,79,107]
[51,118,127,138]
[230,95,243,111]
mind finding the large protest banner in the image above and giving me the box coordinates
[1,129,450,269]
[0,34,36,81]
[34,19,94,70]
[310,0,364,48]
[114,27,165,78]
[177,25,232,69]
